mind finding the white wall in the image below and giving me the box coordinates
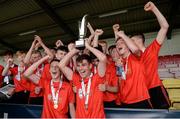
[105,29,180,56]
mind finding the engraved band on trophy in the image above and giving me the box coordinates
[75,14,88,50]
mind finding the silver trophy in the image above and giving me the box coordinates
[75,14,88,50]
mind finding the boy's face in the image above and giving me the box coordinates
[76,59,92,79]
[3,55,13,65]
[56,50,67,60]
[131,36,144,48]
[17,54,25,62]
[116,38,128,56]
[111,48,119,61]
[50,61,60,79]
[31,53,42,63]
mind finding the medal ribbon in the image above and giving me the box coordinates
[50,78,62,108]
[81,73,93,109]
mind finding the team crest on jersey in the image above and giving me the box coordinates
[78,89,83,99]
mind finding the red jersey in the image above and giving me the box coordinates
[103,58,118,102]
[28,64,45,97]
[119,53,150,104]
[39,76,74,118]
[0,65,4,87]
[72,72,105,118]
[141,40,162,89]
[10,66,28,92]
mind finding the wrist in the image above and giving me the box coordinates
[152,7,158,13]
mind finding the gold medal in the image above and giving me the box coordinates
[54,104,58,109]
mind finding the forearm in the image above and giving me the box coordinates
[24,45,34,64]
[93,35,99,47]
[114,31,119,41]
[121,34,140,55]
[2,64,10,76]
[41,43,54,59]
[106,85,118,93]
[152,7,169,29]
[87,23,95,35]
[69,103,75,118]
[24,56,48,77]
[86,45,106,62]
[152,6,169,44]
[59,50,78,68]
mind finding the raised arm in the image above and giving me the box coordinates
[59,49,79,81]
[23,55,49,84]
[116,31,140,56]
[144,1,169,45]
[113,24,120,41]
[87,22,95,35]
[1,59,13,76]
[24,39,37,65]
[85,39,107,77]
[93,29,104,47]
[35,35,54,59]
[55,39,64,48]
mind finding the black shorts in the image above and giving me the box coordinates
[121,99,152,109]
[149,85,171,109]
[29,96,43,105]
[0,92,8,102]
[7,90,30,104]
[104,100,118,108]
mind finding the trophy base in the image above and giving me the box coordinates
[75,40,85,50]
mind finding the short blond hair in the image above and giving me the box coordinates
[16,51,26,57]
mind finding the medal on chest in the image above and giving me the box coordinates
[50,79,62,109]
[80,73,93,110]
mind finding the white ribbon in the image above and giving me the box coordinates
[15,65,25,81]
[50,78,62,109]
[81,73,93,110]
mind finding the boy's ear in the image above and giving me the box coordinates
[89,63,93,69]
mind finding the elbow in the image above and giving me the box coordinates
[58,63,65,70]
[1,72,6,76]
[162,23,169,30]
[101,55,107,63]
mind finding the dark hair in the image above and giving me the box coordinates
[56,46,68,53]
[50,58,60,64]
[51,47,57,51]
[130,33,145,44]
[108,45,116,54]
[3,50,13,56]
[76,54,92,64]
[89,45,103,60]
